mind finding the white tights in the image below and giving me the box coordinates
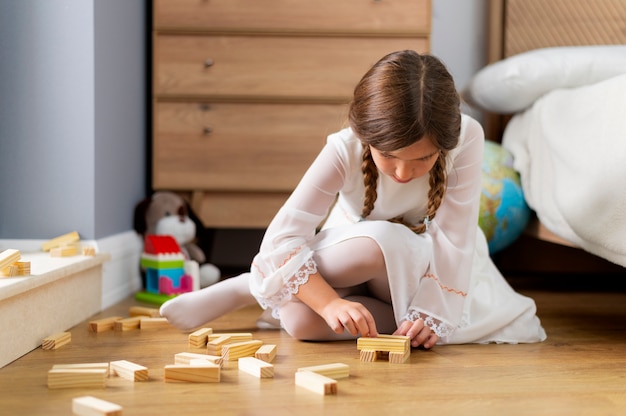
[160,237,395,336]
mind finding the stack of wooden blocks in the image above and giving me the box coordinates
[0,249,30,277]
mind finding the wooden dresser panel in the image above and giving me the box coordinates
[154,0,431,34]
[152,0,432,228]
[153,101,348,191]
[155,35,428,100]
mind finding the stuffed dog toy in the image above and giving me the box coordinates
[133,191,220,288]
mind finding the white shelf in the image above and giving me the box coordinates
[0,252,110,368]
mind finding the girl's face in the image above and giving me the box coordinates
[369,136,439,184]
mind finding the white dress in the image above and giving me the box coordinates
[249,114,547,344]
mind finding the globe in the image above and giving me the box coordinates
[479,140,531,254]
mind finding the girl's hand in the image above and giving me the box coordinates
[321,298,378,337]
[394,319,438,349]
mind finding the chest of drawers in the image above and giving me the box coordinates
[152,0,431,228]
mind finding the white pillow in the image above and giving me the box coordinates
[463,45,626,114]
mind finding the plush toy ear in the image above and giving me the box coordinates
[133,196,153,235]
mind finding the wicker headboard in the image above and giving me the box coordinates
[484,0,626,140]
[481,0,626,249]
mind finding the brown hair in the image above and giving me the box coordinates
[349,50,461,233]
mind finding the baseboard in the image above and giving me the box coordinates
[0,230,143,311]
[94,231,143,309]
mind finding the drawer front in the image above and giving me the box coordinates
[153,101,348,191]
[154,0,431,34]
[191,191,289,228]
[154,35,429,99]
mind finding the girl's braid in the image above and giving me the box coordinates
[360,146,379,219]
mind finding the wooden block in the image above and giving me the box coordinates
[42,332,71,350]
[50,245,78,257]
[42,230,80,252]
[206,335,232,355]
[0,248,20,270]
[357,334,410,353]
[208,332,253,342]
[295,371,337,395]
[205,332,254,355]
[129,306,160,318]
[110,360,148,381]
[1,260,31,277]
[359,349,378,362]
[175,352,223,366]
[88,316,123,333]
[254,344,277,363]
[238,357,274,378]
[139,317,171,329]
[188,327,213,348]
[82,246,97,256]
[357,334,410,363]
[52,363,110,376]
[222,340,263,361]
[389,349,411,364]
[164,364,220,383]
[15,261,30,276]
[72,396,122,416]
[114,317,141,331]
[297,363,350,379]
[47,368,107,389]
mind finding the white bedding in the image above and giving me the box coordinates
[502,73,626,267]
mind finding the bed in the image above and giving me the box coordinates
[464,0,626,269]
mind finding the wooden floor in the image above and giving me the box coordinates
[2,276,626,416]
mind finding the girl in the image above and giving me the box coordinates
[160,50,546,348]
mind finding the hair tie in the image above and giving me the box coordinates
[423,216,431,231]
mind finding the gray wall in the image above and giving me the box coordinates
[0,0,487,243]
[432,0,488,122]
[0,0,146,240]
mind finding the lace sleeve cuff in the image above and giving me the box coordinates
[402,307,456,342]
[255,255,318,318]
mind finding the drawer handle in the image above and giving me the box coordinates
[203,126,213,135]
[204,58,214,68]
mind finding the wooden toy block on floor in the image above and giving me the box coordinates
[114,317,141,331]
[52,363,110,376]
[188,327,213,348]
[238,357,274,378]
[175,352,223,366]
[41,231,80,252]
[222,340,264,361]
[208,332,253,342]
[206,335,232,355]
[72,396,122,416]
[357,334,411,363]
[129,306,160,318]
[297,363,350,379]
[255,344,277,363]
[110,360,149,381]
[139,317,171,329]
[164,363,220,383]
[47,368,108,389]
[295,371,338,395]
[89,316,123,333]
[207,333,254,355]
[42,332,71,350]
